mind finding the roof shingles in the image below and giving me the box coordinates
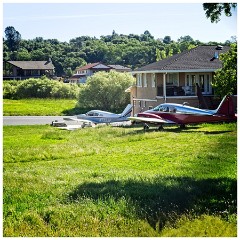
[8,61,54,70]
[134,45,230,72]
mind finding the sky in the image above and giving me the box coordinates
[2,1,238,43]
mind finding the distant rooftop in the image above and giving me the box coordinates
[7,60,55,70]
[108,65,131,71]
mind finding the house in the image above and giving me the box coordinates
[69,62,111,83]
[108,65,131,72]
[129,45,230,115]
[69,62,131,83]
[3,59,55,80]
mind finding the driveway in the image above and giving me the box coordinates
[3,116,71,126]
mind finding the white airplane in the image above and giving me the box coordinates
[55,104,132,130]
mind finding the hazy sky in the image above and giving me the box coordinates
[2,1,238,43]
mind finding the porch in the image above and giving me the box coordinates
[157,85,196,97]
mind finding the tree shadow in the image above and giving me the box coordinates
[66,176,236,231]
[61,107,91,116]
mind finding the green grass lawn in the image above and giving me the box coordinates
[3,123,237,237]
[3,98,79,116]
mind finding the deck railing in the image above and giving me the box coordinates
[157,86,196,97]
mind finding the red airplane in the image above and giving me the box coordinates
[128,95,237,130]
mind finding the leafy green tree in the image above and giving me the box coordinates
[213,43,237,97]
[30,49,47,60]
[3,29,226,76]
[163,36,172,44]
[4,26,21,52]
[78,71,134,111]
[178,35,194,43]
[17,49,31,60]
[203,3,237,23]
[3,41,9,61]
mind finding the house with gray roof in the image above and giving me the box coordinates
[69,62,132,83]
[129,45,230,114]
[3,59,55,80]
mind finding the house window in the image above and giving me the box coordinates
[137,74,142,87]
[185,74,196,95]
[151,73,156,88]
[167,73,179,86]
[32,70,39,76]
[199,75,205,92]
[199,74,211,94]
[143,73,147,87]
[186,74,196,86]
[25,70,31,76]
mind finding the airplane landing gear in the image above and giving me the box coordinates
[143,123,149,130]
[158,125,164,131]
[180,124,186,129]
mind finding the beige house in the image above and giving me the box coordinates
[129,45,230,115]
[69,62,131,83]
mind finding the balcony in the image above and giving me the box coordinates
[157,86,196,97]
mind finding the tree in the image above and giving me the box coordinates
[163,36,171,44]
[212,43,237,97]
[178,35,194,43]
[17,49,31,60]
[4,26,21,52]
[78,71,134,111]
[203,3,237,23]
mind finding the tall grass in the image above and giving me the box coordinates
[3,123,237,236]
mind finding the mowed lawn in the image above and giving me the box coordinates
[3,123,237,237]
[3,98,78,116]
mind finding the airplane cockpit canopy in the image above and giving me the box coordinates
[152,104,176,113]
[86,111,103,117]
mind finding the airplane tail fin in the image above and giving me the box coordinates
[215,95,235,116]
[120,104,133,117]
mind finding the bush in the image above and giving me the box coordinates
[78,71,134,111]
[3,78,81,99]
[51,83,80,99]
[3,82,18,99]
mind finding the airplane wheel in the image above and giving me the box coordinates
[158,125,164,131]
[144,124,149,130]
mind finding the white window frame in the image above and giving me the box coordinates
[143,73,147,87]
[166,73,179,86]
[151,73,156,88]
[185,73,212,95]
[137,74,142,87]
[199,74,212,94]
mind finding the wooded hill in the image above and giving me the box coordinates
[3,28,233,77]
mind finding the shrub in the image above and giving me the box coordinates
[3,82,18,99]
[51,83,80,99]
[78,71,134,111]
[3,78,81,99]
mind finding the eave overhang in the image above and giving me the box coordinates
[131,69,219,74]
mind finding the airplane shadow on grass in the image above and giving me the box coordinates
[123,125,234,135]
[66,176,236,231]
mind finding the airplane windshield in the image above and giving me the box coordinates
[86,112,104,117]
[86,112,99,116]
[152,105,176,113]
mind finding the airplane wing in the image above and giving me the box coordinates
[128,116,169,124]
[63,117,94,124]
[57,125,83,131]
